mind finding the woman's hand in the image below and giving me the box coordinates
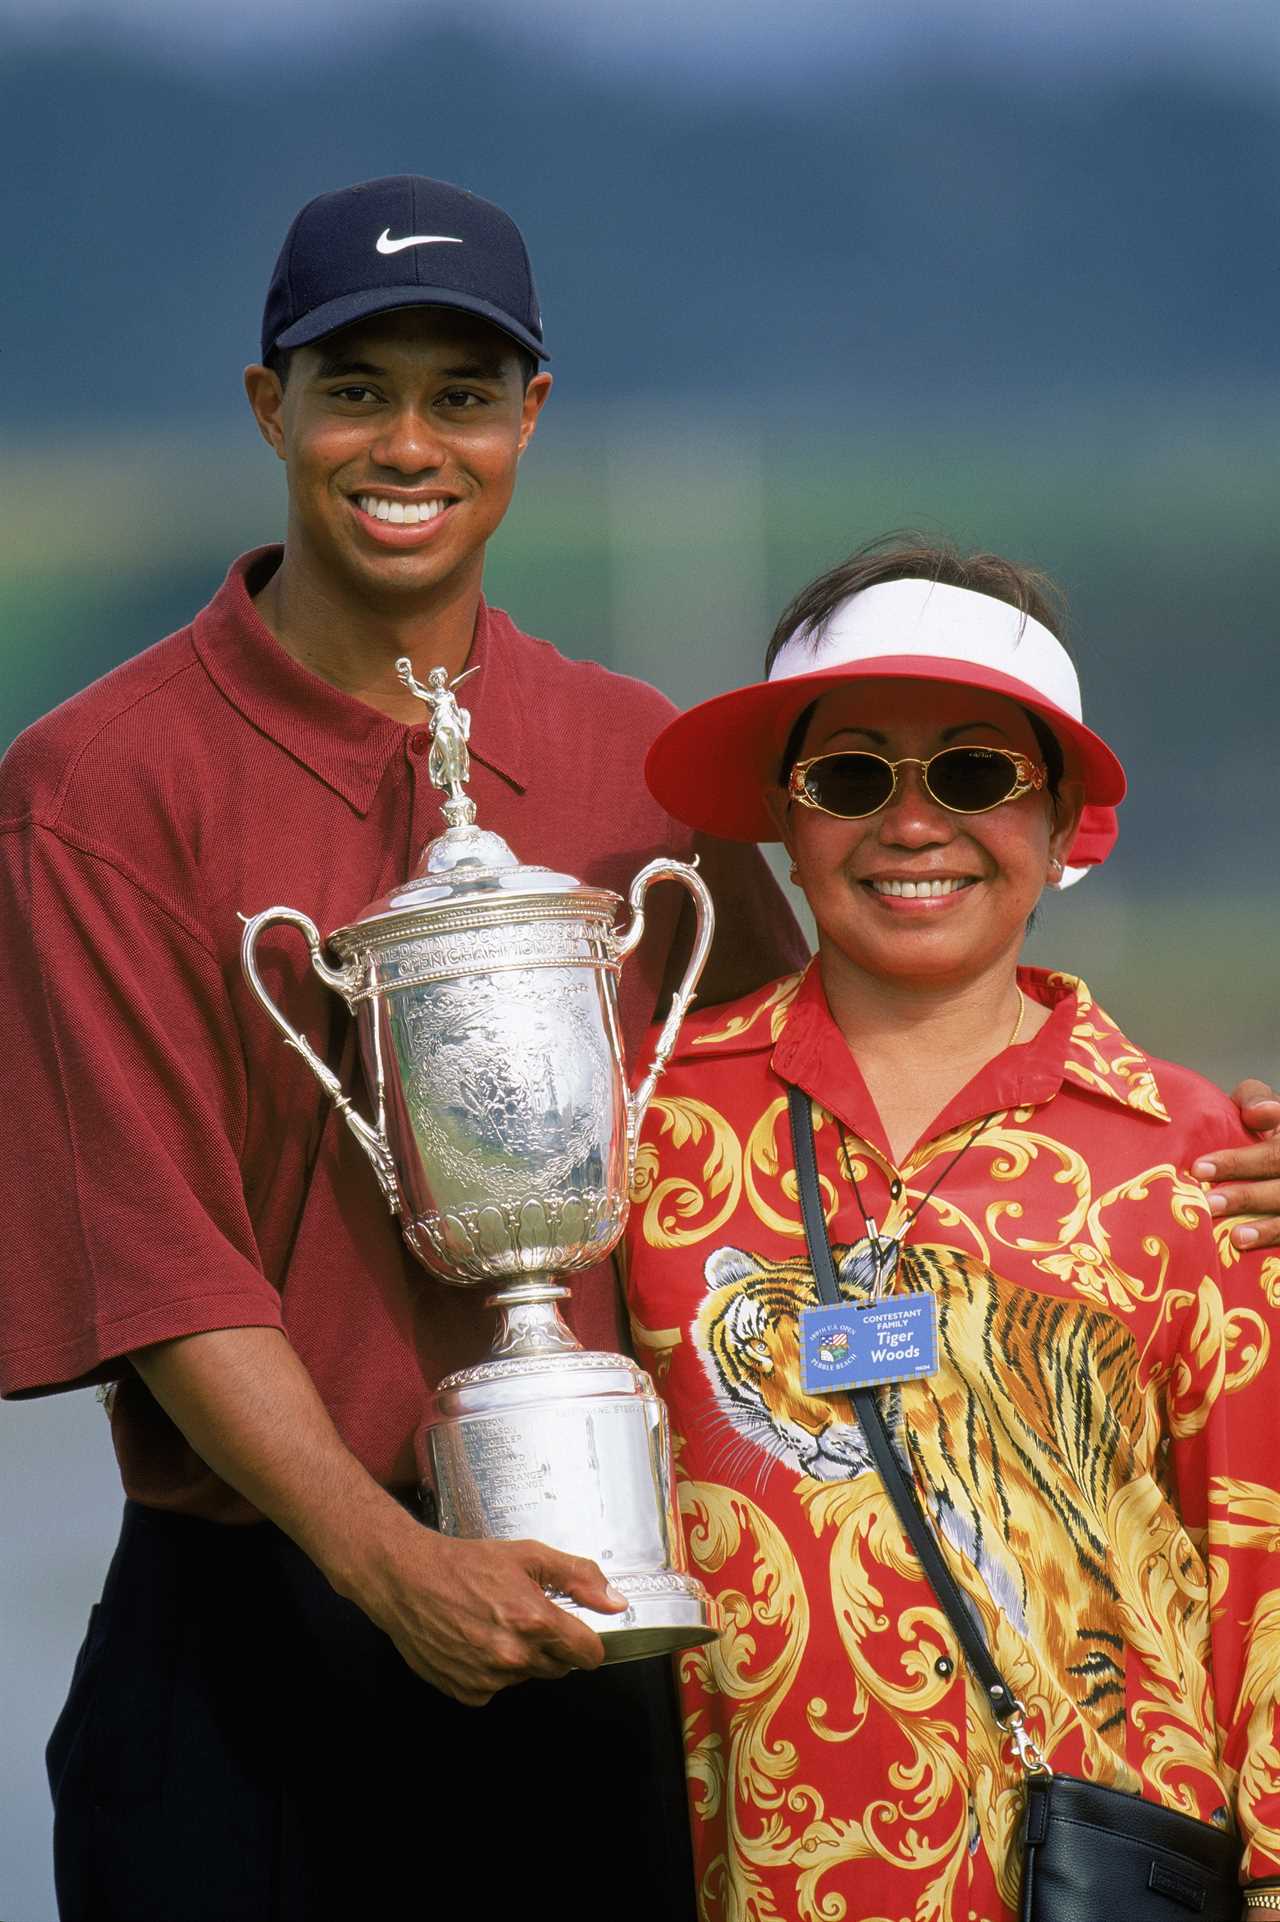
[1194,1080,1280,1250]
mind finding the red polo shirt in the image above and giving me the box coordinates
[0,547,807,1517]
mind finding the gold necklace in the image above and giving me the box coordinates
[1008,986,1027,1048]
[837,988,1029,1261]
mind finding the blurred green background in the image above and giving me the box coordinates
[4,394,1276,1087]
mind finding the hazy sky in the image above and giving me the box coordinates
[4,0,1279,82]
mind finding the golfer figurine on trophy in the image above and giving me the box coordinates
[241,660,719,1661]
[395,659,476,824]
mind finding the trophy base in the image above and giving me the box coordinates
[559,1571,720,1665]
[420,1345,721,1665]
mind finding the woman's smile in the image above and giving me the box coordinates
[860,871,981,906]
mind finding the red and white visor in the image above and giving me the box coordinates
[645,578,1125,884]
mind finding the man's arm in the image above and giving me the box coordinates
[1194,1080,1280,1251]
[131,1325,625,1707]
[0,815,625,1704]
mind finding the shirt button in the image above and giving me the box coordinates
[409,731,430,757]
[934,1655,954,1678]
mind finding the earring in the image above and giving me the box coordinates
[1048,857,1064,885]
[789,863,801,885]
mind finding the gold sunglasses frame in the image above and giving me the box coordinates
[788,746,1047,819]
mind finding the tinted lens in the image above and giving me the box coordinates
[925,747,1019,812]
[804,754,895,816]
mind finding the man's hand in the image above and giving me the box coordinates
[1193,1079,1280,1250]
[131,1326,625,1707]
[362,1525,626,1706]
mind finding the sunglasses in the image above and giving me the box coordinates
[788,745,1047,819]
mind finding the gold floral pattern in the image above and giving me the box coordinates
[625,965,1279,1921]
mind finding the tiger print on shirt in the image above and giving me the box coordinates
[694,1238,1150,1734]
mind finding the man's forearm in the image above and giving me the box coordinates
[129,1323,622,1705]
[130,1324,420,1597]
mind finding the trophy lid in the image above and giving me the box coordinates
[336,659,616,936]
[357,822,586,920]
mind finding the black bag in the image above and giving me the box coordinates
[1020,1771,1241,1920]
[786,1087,1244,1922]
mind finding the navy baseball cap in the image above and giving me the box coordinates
[261,175,547,364]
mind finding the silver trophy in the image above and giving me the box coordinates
[241,660,719,1661]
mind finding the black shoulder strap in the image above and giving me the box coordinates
[785,1084,1020,1725]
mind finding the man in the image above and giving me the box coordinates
[0,175,806,1922]
[1,174,1276,1921]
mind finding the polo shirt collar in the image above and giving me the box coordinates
[686,960,1170,1162]
[464,601,529,793]
[191,547,529,812]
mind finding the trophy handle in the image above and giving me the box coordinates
[615,858,715,1177]
[239,906,402,1215]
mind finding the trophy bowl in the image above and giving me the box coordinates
[241,661,719,1662]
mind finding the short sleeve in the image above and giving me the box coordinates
[0,823,284,1397]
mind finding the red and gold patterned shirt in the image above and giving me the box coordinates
[623,963,1280,1922]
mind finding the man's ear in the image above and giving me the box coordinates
[1048,779,1086,881]
[244,364,287,461]
[517,372,553,456]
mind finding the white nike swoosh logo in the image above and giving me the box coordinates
[375,229,464,255]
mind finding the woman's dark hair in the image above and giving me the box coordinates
[772,533,1067,799]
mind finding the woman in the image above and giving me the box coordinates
[623,540,1280,1922]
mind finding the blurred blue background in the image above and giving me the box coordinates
[1,2,1277,1914]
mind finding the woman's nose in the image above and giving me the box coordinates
[877,764,954,843]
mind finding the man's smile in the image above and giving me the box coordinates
[356,493,450,524]
[349,491,460,545]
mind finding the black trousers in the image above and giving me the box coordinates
[48,1501,698,1921]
